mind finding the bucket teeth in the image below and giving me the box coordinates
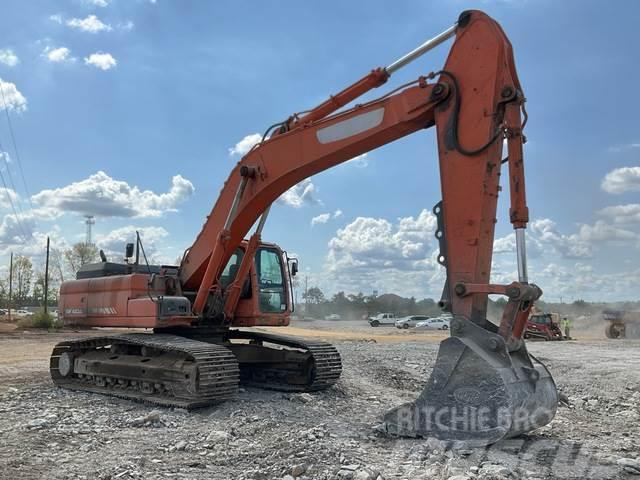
[383,316,558,446]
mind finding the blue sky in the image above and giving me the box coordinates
[0,0,639,302]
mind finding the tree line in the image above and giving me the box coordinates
[0,242,98,309]
[300,287,444,320]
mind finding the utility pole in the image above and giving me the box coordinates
[8,252,12,322]
[304,275,308,315]
[44,237,50,315]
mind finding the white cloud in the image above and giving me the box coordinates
[0,49,19,67]
[599,204,640,224]
[528,218,592,259]
[229,133,261,156]
[0,211,36,246]
[0,78,27,112]
[85,0,110,7]
[43,46,75,64]
[50,14,64,24]
[96,225,169,262]
[311,213,331,226]
[277,179,319,208]
[31,171,195,218]
[67,15,112,33]
[0,186,20,210]
[84,52,117,70]
[533,262,640,302]
[311,209,343,226]
[117,20,135,31]
[324,209,441,296]
[608,143,640,153]
[575,220,636,244]
[601,166,640,194]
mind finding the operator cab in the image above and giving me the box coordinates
[220,242,298,324]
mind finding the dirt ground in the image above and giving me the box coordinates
[0,319,638,480]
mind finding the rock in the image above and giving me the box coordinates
[447,476,470,480]
[206,430,231,443]
[130,410,161,426]
[479,463,511,478]
[291,463,308,477]
[292,393,314,403]
[283,476,295,480]
[353,468,378,480]
[26,418,48,429]
[617,458,640,474]
[341,465,360,471]
[174,440,187,451]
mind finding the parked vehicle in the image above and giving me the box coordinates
[324,313,341,321]
[415,315,451,331]
[395,315,430,329]
[368,313,397,327]
[15,309,34,317]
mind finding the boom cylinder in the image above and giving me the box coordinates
[386,24,457,74]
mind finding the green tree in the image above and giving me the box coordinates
[32,271,58,308]
[64,243,98,275]
[303,286,325,304]
[12,255,33,307]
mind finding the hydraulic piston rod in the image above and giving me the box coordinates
[515,228,528,284]
[385,24,457,74]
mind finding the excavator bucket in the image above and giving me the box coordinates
[383,316,558,446]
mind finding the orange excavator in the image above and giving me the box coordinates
[51,10,558,445]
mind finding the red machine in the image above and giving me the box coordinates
[525,311,565,341]
[51,10,558,445]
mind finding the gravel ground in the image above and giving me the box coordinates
[0,326,638,480]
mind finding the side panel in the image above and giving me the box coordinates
[60,274,193,328]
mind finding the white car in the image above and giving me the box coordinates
[15,309,34,317]
[324,313,341,321]
[368,313,398,327]
[395,315,430,329]
[415,315,451,331]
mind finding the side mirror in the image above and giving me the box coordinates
[290,259,299,277]
[125,243,134,259]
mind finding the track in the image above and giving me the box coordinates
[227,330,343,392]
[49,330,342,408]
[50,334,239,409]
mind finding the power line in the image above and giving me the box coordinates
[0,82,33,210]
[0,141,32,241]
[0,159,30,242]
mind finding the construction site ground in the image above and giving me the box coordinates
[0,319,638,480]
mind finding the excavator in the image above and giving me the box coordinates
[51,10,558,446]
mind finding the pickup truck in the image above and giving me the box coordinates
[368,313,397,327]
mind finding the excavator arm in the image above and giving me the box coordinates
[179,10,558,444]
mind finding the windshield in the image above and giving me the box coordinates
[256,247,287,313]
[531,315,551,325]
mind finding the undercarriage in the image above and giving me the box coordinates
[50,329,342,408]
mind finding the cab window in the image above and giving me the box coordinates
[220,249,244,289]
[256,248,287,313]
